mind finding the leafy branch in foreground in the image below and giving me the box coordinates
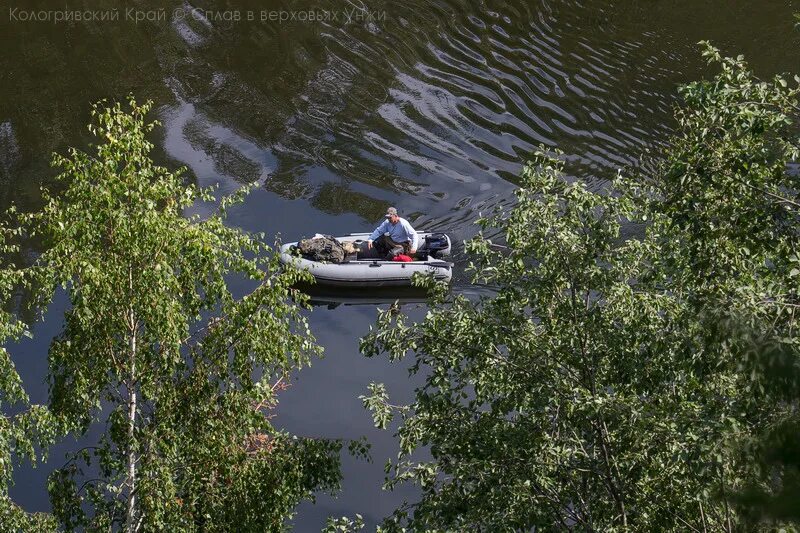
[362,44,799,531]
[10,98,353,532]
[731,339,800,527]
[0,226,62,532]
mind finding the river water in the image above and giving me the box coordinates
[1,0,798,530]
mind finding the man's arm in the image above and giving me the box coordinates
[404,220,419,252]
[368,220,388,243]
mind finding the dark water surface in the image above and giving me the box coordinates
[1,0,798,530]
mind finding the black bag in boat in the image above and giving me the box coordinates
[296,235,346,264]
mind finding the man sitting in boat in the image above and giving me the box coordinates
[363,207,419,260]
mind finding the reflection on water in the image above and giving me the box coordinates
[309,296,428,310]
[303,285,433,309]
[1,0,798,529]
[2,0,797,236]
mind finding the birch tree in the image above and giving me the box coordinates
[17,98,349,531]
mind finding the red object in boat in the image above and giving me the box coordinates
[392,254,413,262]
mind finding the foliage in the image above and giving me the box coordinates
[8,98,350,532]
[323,514,365,532]
[642,46,800,526]
[0,228,60,532]
[362,44,800,531]
[731,340,800,527]
[639,43,799,315]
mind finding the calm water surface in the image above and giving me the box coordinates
[1,0,798,530]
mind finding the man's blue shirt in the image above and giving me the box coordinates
[369,218,419,250]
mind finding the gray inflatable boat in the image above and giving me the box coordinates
[279,233,453,287]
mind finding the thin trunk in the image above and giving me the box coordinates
[720,467,733,533]
[699,500,708,533]
[126,269,138,533]
[126,347,137,533]
[596,421,627,528]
